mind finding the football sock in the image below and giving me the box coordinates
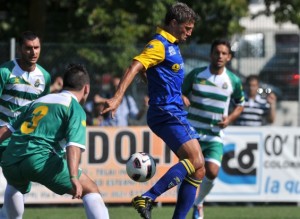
[3,184,24,219]
[142,159,195,201]
[173,176,202,219]
[194,176,215,206]
[82,193,109,219]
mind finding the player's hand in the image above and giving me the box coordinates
[101,97,122,118]
[218,116,230,129]
[70,178,83,199]
[182,95,190,107]
[94,94,107,104]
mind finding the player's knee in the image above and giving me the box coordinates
[181,158,205,180]
[194,165,205,180]
[206,169,219,180]
[190,153,205,172]
[205,162,220,179]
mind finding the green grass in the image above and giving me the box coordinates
[23,205,300,219]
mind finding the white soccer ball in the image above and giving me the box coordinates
[126,152,156,182]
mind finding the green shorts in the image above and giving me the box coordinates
[0,138,10,164]
[0,147,5,165]
[2,152,81,195]
[200,140,223,166]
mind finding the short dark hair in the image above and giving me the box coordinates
[246,74,259,85]
[164,2,199,25]
[63,64,90,91]
[210,39,232,55]
[18,31,39,47]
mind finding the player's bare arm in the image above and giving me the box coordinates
[101,60,144,118]
[218,105,244,128]
[182,95,191,107]
[0,126,12,143]
[67,145,83,199]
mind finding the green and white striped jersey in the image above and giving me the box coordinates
[2,91,87,166]
[182,66,244,143]
[0,59,51,125]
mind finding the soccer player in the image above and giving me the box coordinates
[0,31,51,219]
[102,2,205,219]
[182,39,245,219]
[0,64,109,219]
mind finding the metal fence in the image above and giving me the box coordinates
[0,36,299,126]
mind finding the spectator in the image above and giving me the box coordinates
[89,75,146,126]
[129,95,149,126]
[50,72,64,93]
[235,75,277,126]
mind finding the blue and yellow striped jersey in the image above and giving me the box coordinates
[134,27,185,107]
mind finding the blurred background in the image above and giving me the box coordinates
[1,0,300,214]
[1,0,300,126]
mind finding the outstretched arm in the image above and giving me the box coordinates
[101,60,144,118]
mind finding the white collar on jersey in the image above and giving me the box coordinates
[60,90,79,102]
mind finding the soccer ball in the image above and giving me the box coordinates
[126,152,156,182]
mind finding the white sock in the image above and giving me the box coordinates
[3,184,24,219]
[194,176,215,206]
[82,193,109,219]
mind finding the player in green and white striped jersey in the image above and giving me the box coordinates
[0,31,51,219]
[0,64,109,219]
[0,38,50,128]
[182,39,245,219]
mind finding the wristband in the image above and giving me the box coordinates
[70,175,79,179]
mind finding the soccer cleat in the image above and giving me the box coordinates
[131,196,153,219]
[192,205,204,219]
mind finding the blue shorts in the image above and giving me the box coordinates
[147,105,199,153]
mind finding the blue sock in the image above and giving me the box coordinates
[173,176,201,219]
[142,159,195,201]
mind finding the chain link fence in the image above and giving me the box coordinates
[0,37,299,126]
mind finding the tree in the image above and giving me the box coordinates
[0,0,248,72]
[188,0,248,43]
[264,0,300,28]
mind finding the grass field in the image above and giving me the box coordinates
[22,204,300,219]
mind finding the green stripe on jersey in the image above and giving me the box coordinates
[194,127,220,136]
[193,89,228,102]
[190,100,224,114]
[188,113,219,125]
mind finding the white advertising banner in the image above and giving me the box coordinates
[208,126,300,202]
[0,126,300,204]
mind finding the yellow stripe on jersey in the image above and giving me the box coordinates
[133,27,178,70]
[180,159,195,175]
[156,27,178,43]
[134,39,165,70]
[184,176,202,188]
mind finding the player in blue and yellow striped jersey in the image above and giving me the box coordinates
[102,2,205,219]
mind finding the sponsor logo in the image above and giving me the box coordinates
[34,79,40,87]
[142,158,149,163]
[168,46,176,56]
[222,82,228,89]
[171,64,180,72]
[219,142,258,185]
